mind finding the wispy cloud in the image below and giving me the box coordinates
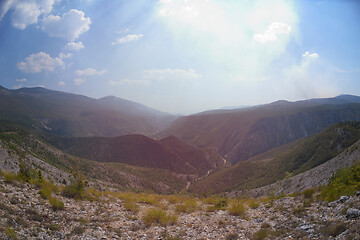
[74,78,85,85]
[253,22,291,43]
[74,68,107,77]
[335,67,360,73]
[112,34,144,45]
[15,78,27,82]
[143,68,201,81]
[302,51,319,58]
[108,79,150,86]
[65,41,84,51]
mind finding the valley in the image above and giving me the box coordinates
[1,86,360,239]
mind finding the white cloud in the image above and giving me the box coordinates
[143,68,201,81]
[302,51,319,58]
[74,78,85,85]
[74,68,107,77]
[58,52,72,59]
[58,81,65,86]
[41,9,91,41]
[0,0,54,29]
[335,67,360,73]
[64,41,84,51]
[253,22,291,43]
[15,78,27,82]
[13,84,23,89]
[112,34,144,45]
[108,79,150,86]
[116,28,129,34]
[155,0,298,85]
[17,51,64,73]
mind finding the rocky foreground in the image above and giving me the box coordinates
[0,177,360,240]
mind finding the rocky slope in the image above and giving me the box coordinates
[0,131,190,194]
[161,96,360,164]
[230,139,360,198]
[189,122,360,194]
[0,175,360,239]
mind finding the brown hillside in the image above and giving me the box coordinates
[161,96,360,164]
[44,134,224,176]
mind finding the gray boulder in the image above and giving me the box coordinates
[346,208,360,219]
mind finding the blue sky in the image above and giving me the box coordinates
[0,0,359,114]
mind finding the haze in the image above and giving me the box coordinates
[0,0,359,114]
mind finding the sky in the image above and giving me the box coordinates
[0,0,359,114]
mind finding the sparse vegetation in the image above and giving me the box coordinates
[48,196,64,211]
[4,226,17,240]
[123,199,139,213]
[175,199,197,213]
[319,161,360,202]
[62,172,88,199]
[228,201,246,218]
[319,222,347,237]
[251,229,268,240]
[143,208,177,226]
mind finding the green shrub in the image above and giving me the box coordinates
[206,205,217,212]
[40,186,52,199]
[251,229,268,240]
[48,197,64,211]
[175,199,197,213]
[17,161,37,182]
[303,188,315,199]
[62,174,88,200]
[319,162,360,202]
[319,222,347,237]
[228,201,246,218]
[143,208,177,226]
[123,199,139,213]
[3,171,19,183]
[71,226,85,235]
[247,198,260,209]
[4,227,17,240]
[215,198,228,209]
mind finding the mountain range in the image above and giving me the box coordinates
[1,85,360,194]
[0,85,176,137]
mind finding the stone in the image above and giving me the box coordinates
[338,196,350,203]
[346,208,360,219]
[54,231,65,239]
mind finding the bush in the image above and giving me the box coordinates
[71,226,85,235]
[62,174,88,199]
[3,171,18,183]
[215,198,228,209]
[123,199,139,213]
[319,222,347,237]
[228,201,246,218]
[319,162,360,202]
[247,198,260,209]
[303,188,315,199]
[4,227,17,240]
[175,199,197,213]
[17,161,37,182]
[143,208,177,226]
[251,229,268,240]
[48,197,64,211]
[40,186,52,199]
